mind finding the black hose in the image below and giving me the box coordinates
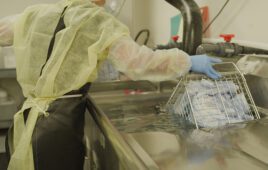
[134,29,150,45]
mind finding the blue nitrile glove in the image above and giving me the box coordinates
[190,55,222,79]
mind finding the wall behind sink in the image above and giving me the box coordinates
[131,0,268,50]
[0,0,133,32]
[0,0,134,67]
[0,0,58,18]
[1,0,267,50]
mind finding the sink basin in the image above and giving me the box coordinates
[86,75,268,170]
[237,55,268,78]
[235,55,268,110]
[245,75,268,110]
[86,56,268,170]
[124,122,268,170]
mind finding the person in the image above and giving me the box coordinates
[0,0,222,169]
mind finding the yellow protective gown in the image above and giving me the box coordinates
[8,0,129,169]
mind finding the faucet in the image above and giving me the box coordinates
[165,0,202,55]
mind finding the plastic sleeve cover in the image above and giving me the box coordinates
[108,36,192,81]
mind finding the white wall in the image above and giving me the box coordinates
[117,0,133,33]
[131,0,268,49]
[131,0,180,47]
[3,0,267,49]
[0,0,133,34]
[0,0,58,18]
[198,0,268,49]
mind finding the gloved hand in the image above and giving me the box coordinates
[190,55,222,79]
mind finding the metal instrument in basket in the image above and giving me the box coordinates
[166,62,260,129]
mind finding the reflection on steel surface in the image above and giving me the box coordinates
[88,72,268,169]
[237,55,268,78]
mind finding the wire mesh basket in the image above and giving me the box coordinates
[166,62,260,129]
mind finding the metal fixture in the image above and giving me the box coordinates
[165,0,203,55]
[155,36,183,50]
[197,34,268,57]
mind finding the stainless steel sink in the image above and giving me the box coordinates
[245,75,268,110]
[85,70,268,170]
[83,54,268,170]
[237,55,268,78]
[236,55,268,110]
[125,122,268,170]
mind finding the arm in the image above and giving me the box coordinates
[0,15,18,46]
[108,36,191,82]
